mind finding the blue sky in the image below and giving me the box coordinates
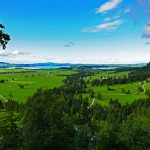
[0,0,150,64]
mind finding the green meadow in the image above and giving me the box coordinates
[0,69,76,103]
[86,70,129,81]
[85,83,148,106]
[84,70,149,106]
[0,68,149,106]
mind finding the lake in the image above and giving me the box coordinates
[0,65,71,70]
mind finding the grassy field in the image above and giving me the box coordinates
[0,69,76,103]
[84,70,149,106]
[0,68,149,106]
[86,70,129,81]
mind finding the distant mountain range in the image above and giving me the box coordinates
[0,62,147,69]
[0,62,74,68]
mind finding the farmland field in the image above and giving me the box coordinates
[0,68,77,103]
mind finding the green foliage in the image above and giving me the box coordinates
[0,111,22,150]
[89,89,94,98]
[95,121,115,150]
[97,93,102,100]
[1,66,150,149]
[138,86,144,92]
[18,84,24,89]
[0,24,10,49]
[22,89,76,150]
[73,124,93,150]
[0,79,5,83]
[120,112,150,149]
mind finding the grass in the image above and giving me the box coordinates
[84,70,148,106]
[86,70,129,81]
[0,69,76,103]
[0,68,149,106]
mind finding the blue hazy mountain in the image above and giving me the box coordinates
[0,62,146,69]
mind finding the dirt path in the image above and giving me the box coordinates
[136,81,146,93]
[103,94,127,96]
[142,81,146,92]
[90,98,95,107]
[0,94,8,103]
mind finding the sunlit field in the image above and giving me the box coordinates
[0,69,77,103]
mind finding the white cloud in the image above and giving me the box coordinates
[104,18,111,22]
[142,23,150,38]
[0,50,30,57]
[142,23,150,45]
[96,0,122,13]
[82,20,122,32]
[104,16,120,22]
[124,8,131,13]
